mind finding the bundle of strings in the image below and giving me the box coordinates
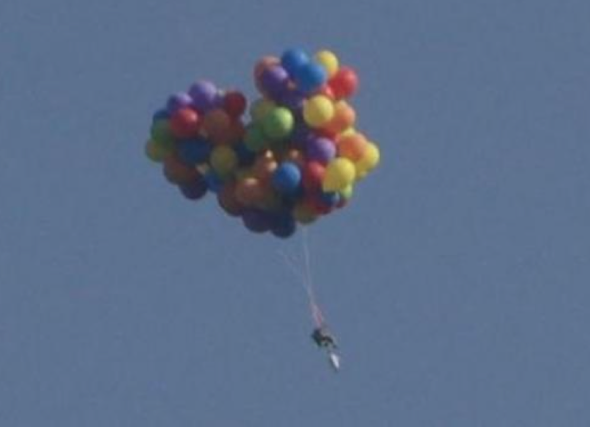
[278,229,325,328]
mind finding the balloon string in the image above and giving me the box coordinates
[277,250,308,293]
[277,229,325,328]
[302,228,324,327]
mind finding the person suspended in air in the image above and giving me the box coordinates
[311,325,338,349]
[311,324,341,372]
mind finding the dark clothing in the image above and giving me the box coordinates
[311,327,337,349]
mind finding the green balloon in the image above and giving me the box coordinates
[244,124,268,152]
[262,107,294,140]
[150,119,175,145]
[340,184,354,200]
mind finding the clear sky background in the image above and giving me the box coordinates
[1,0,589,425]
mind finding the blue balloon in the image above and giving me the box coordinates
[271,212,296,238]
[319,191,341,207]
[166,92,193,114]
[177,139,212,166]
[281,48,310,78]
[294,62,327,94]
[204,170,223,193]
[234,143,257,166]
[272,162,301,194]
[152,108,170,123]
[280,186,304,208]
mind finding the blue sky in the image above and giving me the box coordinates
[1,0,589,425]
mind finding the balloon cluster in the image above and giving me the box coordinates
[145,48,380,238]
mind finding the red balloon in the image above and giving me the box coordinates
[316,128,339,140]
[328,67,359,99]
[302,161,325,191]
[224,91,247,118]
[304,192,333,215]
[228,120,246,145]
[170,107,200,139]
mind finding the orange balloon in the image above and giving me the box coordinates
[282,148,305,167]
[324,101,356,135]
[163,156,199,184]
[254,56,280,81]
[223,120,245,145]
[337,132,368,161]
[217,182,243,217]
[201,109,231,144]
[253,150,278,183]
[235,177,266,206]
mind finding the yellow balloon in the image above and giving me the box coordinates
[258,190,282,211]
[145,140,171,163]
[323,158,356,191]
[355,142,380,179]
[234,167,254,181]
[303,95,335,128]
[356,170,368,180]
[211,145,238,176]
[293,203,317,224]
[314,50,339,78]
[340,126,357,137]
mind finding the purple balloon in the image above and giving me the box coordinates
[242,209,271,233]
[179,178,208,200]
[291,125,313,150]
[259,65,290,100]
[278,88,305,111]
[305,136,336,164]
[188,80,219,113]
[166,92,193,114]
